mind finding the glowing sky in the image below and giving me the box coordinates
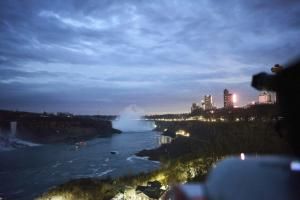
[1,0,299,114]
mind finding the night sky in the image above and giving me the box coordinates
[0,0,299,114]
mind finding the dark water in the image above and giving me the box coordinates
[0,131,161,200]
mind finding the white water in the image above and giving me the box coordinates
[113,105,155,132]
[0,136,40,151]
[0,131,161,200]
[0,122,40,152]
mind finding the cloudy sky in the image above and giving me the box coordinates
[0,0,299,114]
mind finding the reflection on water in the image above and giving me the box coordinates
[0,131,161,200]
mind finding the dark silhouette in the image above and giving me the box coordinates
[252,59,300,156]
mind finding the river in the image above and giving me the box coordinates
[0,131,161,200]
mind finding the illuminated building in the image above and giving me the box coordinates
[224,89,234,108]
[258,91,272,104]
[159,135,173,145]
[203,95,213,110]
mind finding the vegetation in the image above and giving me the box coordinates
[37,156,217,200]
[37,119,291,200]
[138,120,291,161]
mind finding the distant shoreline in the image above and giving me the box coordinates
[0,110,121,144]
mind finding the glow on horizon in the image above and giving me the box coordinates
[1,1,299,114]
[232,93,237,104]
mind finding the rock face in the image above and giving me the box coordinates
[0,110,121,144]
[16,117,121,143]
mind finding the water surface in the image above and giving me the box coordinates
[0,131,161,200]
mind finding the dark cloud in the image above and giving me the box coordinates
[0,0,299,114]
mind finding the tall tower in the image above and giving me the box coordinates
[204,95,213,110]
[224,89,233,108]
[191,103,198,113]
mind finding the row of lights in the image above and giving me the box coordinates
[150,116,255,122]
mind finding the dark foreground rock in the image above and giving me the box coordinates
[136,137,196,161]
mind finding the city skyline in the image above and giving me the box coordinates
[191,89,275,113]
[1,0,300,114]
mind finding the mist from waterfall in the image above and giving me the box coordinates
[0,121,39,151]
[112,105,155,132]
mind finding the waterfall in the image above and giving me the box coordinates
[10,121,17,138]
[112,105,155,132]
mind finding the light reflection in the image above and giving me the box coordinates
[240,153,245,160]
[176,130,190,137]
[290,161,300,171]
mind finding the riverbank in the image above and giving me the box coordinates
[36,120,292,200]
[37,155,216,200]
[136,121,291,161]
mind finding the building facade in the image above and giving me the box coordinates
[258,91,272,104]
[191,103,198,113]
[224,89,234,108]
[204,95,213,110]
